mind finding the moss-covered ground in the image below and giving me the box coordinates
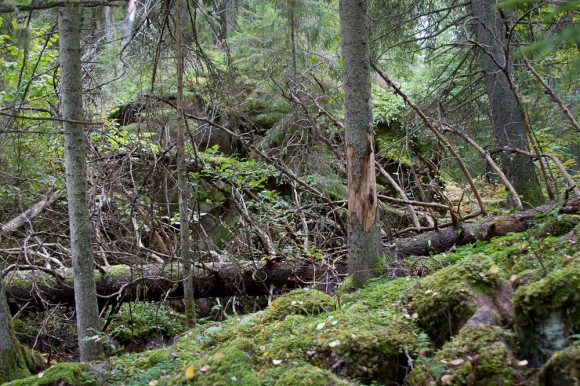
[3,209,579,385]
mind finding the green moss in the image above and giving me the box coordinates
[143,348,170,367]
[275,365,348,386]
[406,325,522,386]
[0,348,31,385]
[174,349,259,385]
[263,289,335,322]
[5,362,91,386]
[90,343,184,385]
[513,266,580,364]
[107,301,185,346]
[514,266,580,332]
[372,254,387,274]
[3,271,56,292]
[532,214,580,237]
[537,345,579,385]
[328,308,428,383]
[189,314,262,353]
[104,264,131,280]
[342,276,419,309]
[218,337,256,354]
[259,303,427,384]
[405,254,506,345]
[375,127,412,168]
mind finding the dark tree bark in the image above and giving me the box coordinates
[289,0,297,78]
[0,266,31,383]
[59,5,103,361]
[339,0,381,286]
[471,0,544,207]
[176,0,196,327]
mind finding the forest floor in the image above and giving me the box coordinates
[4,203,579,385]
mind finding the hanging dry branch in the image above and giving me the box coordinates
[371,62,487,216]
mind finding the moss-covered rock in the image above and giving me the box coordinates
[406,325,525,386]
[537,345,579,386]
[263,289,335,322]
[513,266,580,366]
[258,302,428,385]
[405,254,507,345]
[142,348,171,367]
[328,306,428,383]
[275,365,349,385]
[4,362,91,386]
[107,301,185,348]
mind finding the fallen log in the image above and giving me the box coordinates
[3,199,579,310]
[390,202,569,257]
[0,190,62,235]
[4,259,343,310]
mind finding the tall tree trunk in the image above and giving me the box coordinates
[176,0,195,327]
[0,266,31,383]
[122,0,136,44]
[104,6,112,44]
[471,0,544,207]
[339,0,381,287]
[59,5,103,361]
[289,0,297,78]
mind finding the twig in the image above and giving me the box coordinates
[371,62,486,215]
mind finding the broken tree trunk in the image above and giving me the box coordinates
[4,199,579,310]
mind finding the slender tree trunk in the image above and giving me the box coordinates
[471,0,544,207]
[339,0,381,286]
[176,0,195,327]
[289,0,297,78]
[59,5,103,361]
[122,0,136,44]
[104,6,112,44]
[0,266,31,383]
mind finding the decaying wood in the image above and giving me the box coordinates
[0,190,62,235]
[3,199,577,310]
[3,259,339,310]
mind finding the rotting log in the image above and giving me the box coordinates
[3,259,339,310]
[390,202,566,258]
[3,199,579,310]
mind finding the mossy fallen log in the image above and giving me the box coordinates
[3,199,579,310]
[3,259,333,310]
[391,202,570,258]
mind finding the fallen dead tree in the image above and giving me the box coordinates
[4,259,339,310]
[3,199,579,310]
[0,190,62,235]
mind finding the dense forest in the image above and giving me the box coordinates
[0,0,578,384]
